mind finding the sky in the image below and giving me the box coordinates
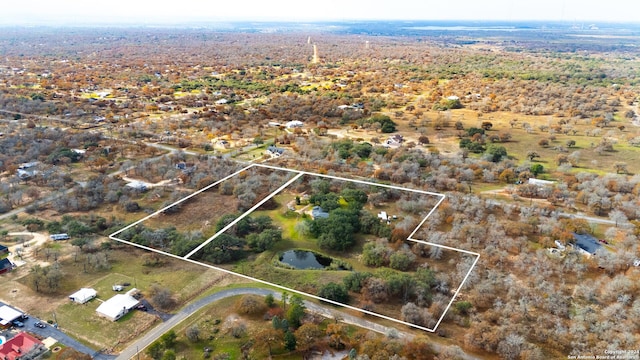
[1,0,639,25]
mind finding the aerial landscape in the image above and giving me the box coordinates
[1,1,640,359]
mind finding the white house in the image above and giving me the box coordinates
[378,211,388,221]
[0,305,23,327]
[125,180,148,192]
[285,120,304,129]
[384,135,404,148]
[69,288,97,304]
[266,146,284,157]
[528,178,554,187]
[96,292,139,321]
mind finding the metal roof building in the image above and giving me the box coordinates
[96,292,139,321]
[0,305,22,327]
[69,288,97,304]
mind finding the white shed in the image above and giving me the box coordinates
[69,288,97,304]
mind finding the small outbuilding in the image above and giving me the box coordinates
[0,244,8,255]
[69,288,97,304]
[50,233,70,241]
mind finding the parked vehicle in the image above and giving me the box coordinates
[12,320,24,327]
[34,322,46,328]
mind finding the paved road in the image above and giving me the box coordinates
[0,188,75,221]
[0,301,114,360]
[117,288,482,360]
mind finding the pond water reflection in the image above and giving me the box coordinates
[279,249,332,269]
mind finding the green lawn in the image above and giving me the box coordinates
[54,298,158,350]
[19,245,226,351]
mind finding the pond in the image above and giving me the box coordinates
[279,249,333,270]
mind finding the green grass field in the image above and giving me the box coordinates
[54,298,158,350]
[19,245,228,350]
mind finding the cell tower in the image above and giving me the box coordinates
[312,44,319,64]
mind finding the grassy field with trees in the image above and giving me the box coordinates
[1,25,640,359]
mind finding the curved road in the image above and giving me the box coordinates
[117,288,482,360]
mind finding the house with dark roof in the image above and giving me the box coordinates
[0,258,13,275]
[572,233,603,257]
[0,244,8,255]
[310,206,329,219]
[266,146,285,157]
[175,162,196,175]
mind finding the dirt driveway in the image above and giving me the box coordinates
[6,232,50,269]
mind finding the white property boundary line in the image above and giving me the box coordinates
[110,163,480,333]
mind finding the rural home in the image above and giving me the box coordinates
[216,140,230,148]
[572,233,603,257]
[0,258,14,275]
[0,244,8,254]
[384,135,404,148]
[125,180,148,192]
[285,120,304,128]
[0,332,47,360]
[266,146,284,157]
[16,161,39,179]
[96,290,139,321]
[0,305,23,329]
[528,178,554,187]
[69,288,97,304]
[310,206,329,219]
[175,162,196,175]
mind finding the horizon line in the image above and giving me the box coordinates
[1,18,640,28]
